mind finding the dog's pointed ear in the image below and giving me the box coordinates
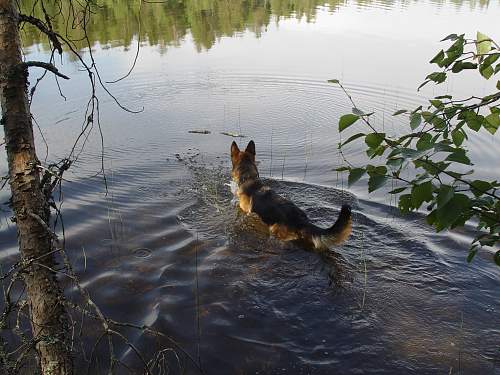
[231,141,240,158]
[245,140,255,156]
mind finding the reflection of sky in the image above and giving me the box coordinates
[120,0,500,94]
[2,0,499,191]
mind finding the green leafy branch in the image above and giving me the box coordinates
[330,31,500,265]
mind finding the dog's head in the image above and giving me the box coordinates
[230,140,258,184]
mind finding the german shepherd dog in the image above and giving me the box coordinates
[230,140,352,250]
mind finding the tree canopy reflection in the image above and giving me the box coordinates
[20,0,490,52]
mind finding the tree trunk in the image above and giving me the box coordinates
[0,1,73,374]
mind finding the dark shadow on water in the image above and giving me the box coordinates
[0,152,499,374]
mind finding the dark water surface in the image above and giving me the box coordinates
[1,0,500,373]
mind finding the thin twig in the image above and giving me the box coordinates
[18,13,63,54]
[194,234,202,371]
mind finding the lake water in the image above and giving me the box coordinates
[1,0,500,373]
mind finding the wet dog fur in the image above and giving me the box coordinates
[230,140,352,250]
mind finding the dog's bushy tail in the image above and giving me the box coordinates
[308,204,352,249]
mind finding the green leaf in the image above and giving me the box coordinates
[471,180,492,197]
[426,72,447,84]
[479,235,498,247]
[461,62,478,69]
[334,166,350,172]
[411,181,433,209]
[366,165,387,176]
[444,107,460,119]
[339,114,360,132]
[387,158,404,168]
[445,37,465,64]
[447,170,473,179]
[389,187,407,194]
[476,32,492,56]
[480,64,494,79]
[433,142,455,152]
[348,168,365,186]
[432,116,447,129]
[327,79,339,84]
[429,99,443,108]
[417,80,430,91]
[435,95,452,100]
[430,50,445,66]
[451,129,465,146]
[340,133,366,147]
[399,194,413,213]
[436,194,470,228]
[414,160,450,175]
[451,61,478,73]
[388,149,402,159]
[416,133,434,151]
[421,111,434,123]
[484,113,500,134]
[467,248,478,263]
[365,133,385,148]
[366,145,385,158]
[368,175,388,193]
[481,53,500,68]
[451,62,462,73]
[446,149,471,165]
[462,111,483,131]
[393,109,407,116]
[431,133,441,143]
[410,113,422,130]
[426,209,438,226]
[437,185,454,208]
[441,33,458,42]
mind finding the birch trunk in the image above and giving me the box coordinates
[0,0,73,373]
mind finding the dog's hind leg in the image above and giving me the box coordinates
[269,224,299,241]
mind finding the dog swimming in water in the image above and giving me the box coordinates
[230,140,352,250]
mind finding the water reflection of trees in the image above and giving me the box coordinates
[20,0,490,52]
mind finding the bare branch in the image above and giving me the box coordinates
[22,61,70,80]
